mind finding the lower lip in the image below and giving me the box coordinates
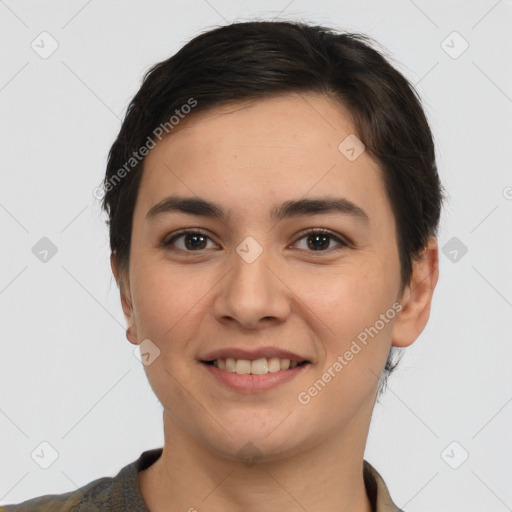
[201,362,310,393]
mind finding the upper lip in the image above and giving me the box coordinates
[200,346,310,363]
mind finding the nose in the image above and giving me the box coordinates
[212,245,291,330]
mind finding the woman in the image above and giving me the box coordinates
[3,20,442,512]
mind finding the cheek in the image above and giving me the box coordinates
[129,263,209,403]
[129,260,208,342]
[295,258,397,339]
[297,275,396,416]
[294,260,397,405]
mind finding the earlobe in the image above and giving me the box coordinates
[391,237,439,348]
[110,253,139,345]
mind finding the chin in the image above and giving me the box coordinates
[201,414,307,464]
[209,435,296,465]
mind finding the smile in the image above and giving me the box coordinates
[203,357,310,375]
[201,357,311,393]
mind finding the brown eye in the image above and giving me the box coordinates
[163,230,217,251]
[306,233,330,251]
[293,229,348,252]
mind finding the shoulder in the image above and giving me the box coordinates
[0,474,116,511]
[0,448,162,512]
[363,460,405,512]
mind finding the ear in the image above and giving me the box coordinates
[391,236,439,348]
[110,253,139,345]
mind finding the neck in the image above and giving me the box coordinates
[139,411,374,512]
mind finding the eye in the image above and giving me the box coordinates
[162,228,349,253]
[162,230,218,251]
[292,229,349,252]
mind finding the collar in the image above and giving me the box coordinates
[363,460,404,512]
[137,450,404,511]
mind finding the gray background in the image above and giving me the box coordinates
[1,1,511,510]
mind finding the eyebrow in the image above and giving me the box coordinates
[146,195,369,224]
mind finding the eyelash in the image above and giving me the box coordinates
[162,228,350,254]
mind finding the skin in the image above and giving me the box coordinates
[111,92,439,512]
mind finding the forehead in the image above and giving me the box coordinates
[149,93,360,161]
[137,93,389,224]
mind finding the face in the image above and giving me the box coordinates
[114,93,429,461]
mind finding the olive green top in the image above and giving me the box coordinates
[1,448,404,511]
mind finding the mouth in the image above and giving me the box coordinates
[201,357,311,375]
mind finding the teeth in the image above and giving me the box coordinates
[235,359,251,374]
[210,357,306,374]
[267,357,281,372]
[250,358,268,375]
[225,358,236,372]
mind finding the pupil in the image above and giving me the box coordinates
[183,234,330,251]
[185,234,206,250]
[308,234,329,250]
